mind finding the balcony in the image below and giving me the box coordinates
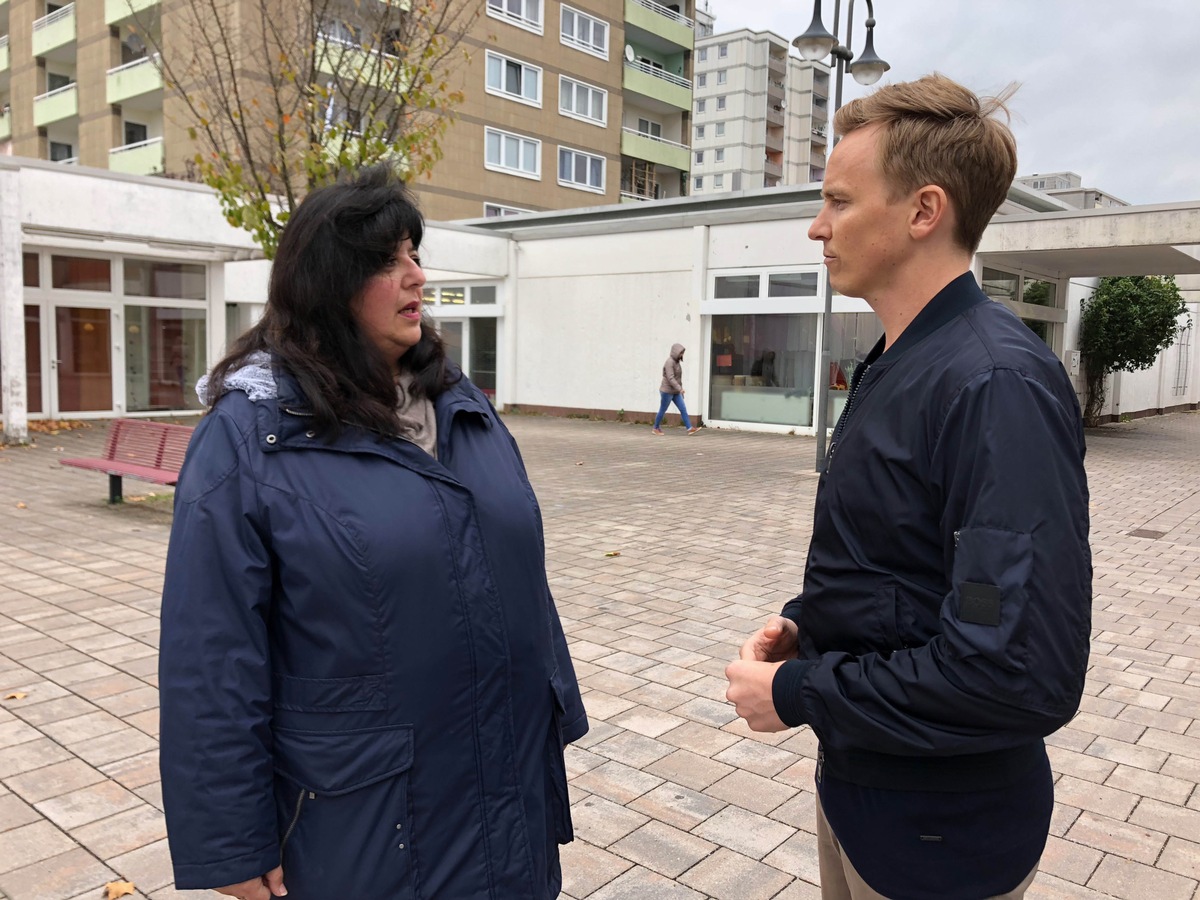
[106,0,160,25]
[621,126,689,172]
[810,150,826,169]
[624,0,694,53]
[107,54,162,105]
[316,32,384,80]
[768,55,786,75]
[765,127,783,153]
[766,106,784,127]
[811,123,828,144]
[0,35,9,74]
[623,60,691,112]
[0,107,10,142]
[32,3,75,59]
[764,159,782,179]
[109,136,163,175]
[621,190,660,203]
[33,83,77,127]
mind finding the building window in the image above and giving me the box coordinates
[697,47,708,61]
[718,43,728,57]
[125,259,206,299]
[694,175,703,190]
[697,73,707,87]
[709,314,821,427]
[558,146,605,192]
[717,96,726,110]
[486,51,541,106]
[49,142,74,162]
[51,256,111,292]
[559,76,607,124]
[124,305,208,413]
[487,0,542,32]
[560,5,607,56]
[768,273,819,296]
[637,118,661,138]
[695,150,704,164]
[696,99,706,114]
[484,202,532,217]
[124,121,148,146]
[714,174,724,188]
[717,69,727,84]
[715,148,725,162]
[47,72,73,92]
[716,122,726,136]
[695,124,705,139]
[485,127,541,179]
[23,253,39,287]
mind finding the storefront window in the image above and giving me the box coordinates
[470,318,497,396]
[470,285,497,305]
[981,267,1018,302]
[124,306,207,412]
[714,275,759,299]
[827,313,883,425]
[51,256,112,292]
[441,287,465,306]
[709,314,818,426]
[23,253,39,287]
[1022,279,1056,307]
[767,273,818,297]
[125,259,206,300]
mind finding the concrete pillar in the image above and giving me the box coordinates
[0,166,28,443]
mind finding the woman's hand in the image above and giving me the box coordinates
[216,867,287,899]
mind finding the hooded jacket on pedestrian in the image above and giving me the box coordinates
[159,360,588,900]
[659,343,685,394]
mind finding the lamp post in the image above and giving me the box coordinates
[794,0,889,472]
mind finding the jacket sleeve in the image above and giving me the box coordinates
[664,358,683,394]
[159,406,281,889]
[773,368,1091,755]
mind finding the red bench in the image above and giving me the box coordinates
[60,419,195,504]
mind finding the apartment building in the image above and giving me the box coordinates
[1015,171,1130,210]
[0,0,696,220]
[690,27,829,195]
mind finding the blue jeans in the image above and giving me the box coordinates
[654,391,691,430]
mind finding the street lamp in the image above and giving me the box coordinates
[793,0,889,472]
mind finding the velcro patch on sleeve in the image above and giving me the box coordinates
[959,582,1002,626]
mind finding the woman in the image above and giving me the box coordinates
[159,166,587,900]
[653,342,701,435]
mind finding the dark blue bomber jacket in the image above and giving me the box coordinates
[773,273,1092,788]
[159,364,587,899]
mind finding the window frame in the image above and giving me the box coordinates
[559,4,608,58]
[558,75,608,126]
[485,50,543,107]
[483,202,533,217]
[486,0,544,35]
[557,145,606,194]
[484,126,542,180]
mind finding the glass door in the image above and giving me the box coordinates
[52,306,114,415]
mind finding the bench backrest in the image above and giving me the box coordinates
[103,419,196,471]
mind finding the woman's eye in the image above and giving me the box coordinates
[410,255,422,267]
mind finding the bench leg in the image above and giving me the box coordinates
[108,475,123,504]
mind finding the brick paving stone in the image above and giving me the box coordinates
[1025,871,1119,899]
[706,768,797,816]
[1037,834,1104,886]
[5,759,107,804]
[768,790,818,831]
[0,738,73,779]
[35,779,142,830]
[762,829,821,886]
[591,731,675,769]
[0,847,118,900]
[608,708,690,739]
[0,820,79,874]
[692,805,795,860]
[587,866,706,900]
[1104,763,1195,805]
[70,803,166,859]
[677,847,793,900]
[609,820,717,878]
[108,839,175,894]
[714,739,801,777]
[659,721,741,757]
[1131,798,1200,843]
[645,749,735,791]
[770,878,823,899]
[628,782,728,832]
[560,840,634,898]
[1087,854,1196,900]
[1065,810,1166,864]
[1158,835,1200,881]
[1053,775,1139,820]
[0,794,42,832]
[571,795,651,847]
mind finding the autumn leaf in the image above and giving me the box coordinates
[3,692,28,701]
[105,882,137,900]
[15,502,26,509]
[604,551,621,558]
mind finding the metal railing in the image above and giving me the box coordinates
[107,51,160,76]
[624,58,691,90]
[621,126,689,152]
[110,135,163,155]
[620,190,656,202]
[55,156,79,165]
[34,82,77,103]
[628,0,693,28]
[0,35,9,50]
[34,2,74,31]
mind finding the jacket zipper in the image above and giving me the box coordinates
[280,788,313,856]
[826,362,872,471]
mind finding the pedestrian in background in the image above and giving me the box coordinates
[653,342,701,435]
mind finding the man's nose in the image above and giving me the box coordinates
[808,212,829,242]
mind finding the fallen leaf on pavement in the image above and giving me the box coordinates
[604,551,621,558]
[105,881,136,900]
[3,692,27,700]
[15,502,26,509]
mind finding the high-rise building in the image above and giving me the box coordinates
[690,26,829,195]
[1014,171,1129,210]
[0,0,697,221]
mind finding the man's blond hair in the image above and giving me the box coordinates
[835,74,1018,253]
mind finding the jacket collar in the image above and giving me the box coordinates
[873,271,987,364]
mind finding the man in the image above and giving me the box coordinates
[725,74,1091,900]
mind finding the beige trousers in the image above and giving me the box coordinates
[815,792,1039,900]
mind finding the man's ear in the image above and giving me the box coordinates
[909,185,951,241]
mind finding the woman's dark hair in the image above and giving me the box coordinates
[206,164,457,438]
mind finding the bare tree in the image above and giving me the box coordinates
[127,0,477,256]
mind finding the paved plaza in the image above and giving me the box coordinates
[1,409,1199,899]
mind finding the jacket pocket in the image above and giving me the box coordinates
[274,673,388,713]
[546,673,574,845]
[272,724,417,900]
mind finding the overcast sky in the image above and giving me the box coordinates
[705,0,1200,205]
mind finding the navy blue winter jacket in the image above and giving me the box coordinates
[159,365,587,899]
[773,273,1091,787]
